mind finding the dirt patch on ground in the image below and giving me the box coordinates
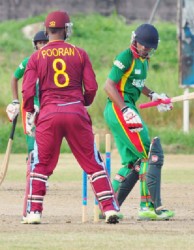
[0,154,194,245]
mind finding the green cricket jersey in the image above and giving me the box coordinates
[104,47,151,164]
[14,57,29,80]
[108,48,148,104]
[14,57,39,107]
[14,57,39,153]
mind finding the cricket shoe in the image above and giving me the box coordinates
[138,207,175,221]
[105,210,119,224]
[21,216,28,224]
[21,211,41,224]
[99,211,124,220]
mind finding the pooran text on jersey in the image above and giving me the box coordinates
[41,47,75,58]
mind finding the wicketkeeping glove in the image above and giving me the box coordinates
[6,99,20,122]
[149,92,173,112]
[121,106,143,133]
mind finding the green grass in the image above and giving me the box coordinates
[0,13,193,153]
[0,231,194,250]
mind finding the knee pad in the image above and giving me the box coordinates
[117,159,140,206]
[148,137,164,168]
[117,169,139,206]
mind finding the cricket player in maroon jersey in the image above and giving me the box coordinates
[22,10,120,224]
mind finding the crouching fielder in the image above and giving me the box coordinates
[21,10,119,224]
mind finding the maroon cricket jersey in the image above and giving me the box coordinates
[22,40,98,112]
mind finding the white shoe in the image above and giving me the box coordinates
[21,211,41,224]
[21,216,28,224]
[105,210,119,224]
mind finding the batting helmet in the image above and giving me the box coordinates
[44,10,73,39]
[134,24,159,49]
[33,31,48,43]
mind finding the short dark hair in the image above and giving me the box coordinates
[48,27,64,34]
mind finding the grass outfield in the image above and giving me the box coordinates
[1,14,194,154]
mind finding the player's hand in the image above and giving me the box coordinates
[6,100,20,122]
[149,92,173,112]
[34,104,39,114]
[121,106,143,133]
[26,105,39,137]
[26,112,36,137]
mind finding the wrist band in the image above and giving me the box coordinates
[12,99,20,104]
[148,91,154,98]
[121,106,128,113]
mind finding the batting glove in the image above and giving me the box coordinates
[149,92,173,112]
[34,104,40,114]
[6,99,20,122]
[121,106,143,133]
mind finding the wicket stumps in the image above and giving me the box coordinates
[82,133,111,223]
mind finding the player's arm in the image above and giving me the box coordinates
[6,77,20,121]
[22,55,37,112]
[104,55,142,133]
[82,52,98,106]
[104,78,142,133]
[11,76,20,100]
[142,85,153,98]
[6,75,20,121]
[6,58,29,121]
[104,50,130,110]
[22,55,38,136]
[104,78,126,110]
[11,57,29,100]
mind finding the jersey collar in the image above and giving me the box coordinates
[130,44,140,59]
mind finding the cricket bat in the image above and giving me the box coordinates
[0,116,18,185]
[139,92,194,109]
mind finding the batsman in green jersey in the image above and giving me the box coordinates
[6,31,48,221]
[104,23,175,220]
[6,31,48,153]
[13,57,39,153]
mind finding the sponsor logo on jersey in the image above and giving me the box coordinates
[135,69,141,74]
[132,79,145,88]
[151,155,158,162]
[19,63,24,70]
[113,60,125,70]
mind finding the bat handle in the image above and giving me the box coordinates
[139,98,171,109]
[10,115,18,140]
